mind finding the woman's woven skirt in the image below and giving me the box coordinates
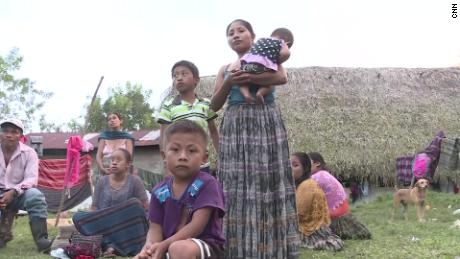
[217,103,300,259]
[300,225,343,251]
[330,213,371,240]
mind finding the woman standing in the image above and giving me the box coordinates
[211,19,299,259]
[96,113,135,175]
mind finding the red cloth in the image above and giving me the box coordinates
[330,199,349,219]
[38,155,91,190]
[75,255,95,259]
[20,135,28,144]
[66,136,83,187]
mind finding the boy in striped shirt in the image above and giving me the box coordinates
[157,60,219,174]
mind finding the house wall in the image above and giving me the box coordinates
[133,146,163,175]
[39,149,67,159]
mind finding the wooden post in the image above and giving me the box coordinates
[54,76,104,227]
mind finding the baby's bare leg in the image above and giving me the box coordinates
[255,85,273,104]
[240,85,255,103]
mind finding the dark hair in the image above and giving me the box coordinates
[164,119,208,146]
[107,112,122,121]
[114,148,132,163]
[171,60,199,79]
[226,19,255,38]
[271,28,294,48]
[292,152,311,188]
[308,152,327,170]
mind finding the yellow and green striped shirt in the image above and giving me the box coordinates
[156,95,217,133]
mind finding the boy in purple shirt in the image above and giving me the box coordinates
[136,120,225,259]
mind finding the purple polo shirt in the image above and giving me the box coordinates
[149,172,225,246]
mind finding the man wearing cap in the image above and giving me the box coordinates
[0,118,53,252]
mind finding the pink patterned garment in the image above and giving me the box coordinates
[412,153,431,178]
[311,170,347,212]
[65,136,83,187]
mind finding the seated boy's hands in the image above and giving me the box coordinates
[150,241,169,259]
[135,244,155,259]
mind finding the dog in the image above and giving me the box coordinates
[392,178,430,222]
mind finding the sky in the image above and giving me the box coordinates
[1,0,459,131]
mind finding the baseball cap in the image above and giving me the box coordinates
[1,118,25,133]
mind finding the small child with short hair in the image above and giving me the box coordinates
[135,120,225,259]
[239,27,294,104]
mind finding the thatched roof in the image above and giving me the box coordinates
[162,67,460,186]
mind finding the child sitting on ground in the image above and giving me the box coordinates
[239,27,294,104]
[73,148,149,257]
[135,120,225,259]
[309,152,371,240]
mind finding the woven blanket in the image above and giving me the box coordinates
[37,154,92,212]
[72,198,148,256]
[396,155,415,186]
[422,131,445,179]
[438,138,459,171]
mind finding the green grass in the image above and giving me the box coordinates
[300,191,460,259]
[0,216,59,259]
[2,191,460,258]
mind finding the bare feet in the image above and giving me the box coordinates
[243,94,255,104]
[255,92,265,104]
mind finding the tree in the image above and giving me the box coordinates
[0,48,52,130]
[67,118,84,133]
[85,96,105,132]
[39,115,62,132]
[85,82,158,132]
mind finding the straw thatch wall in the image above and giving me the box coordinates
[161,67,460,186]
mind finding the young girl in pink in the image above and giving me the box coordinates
[309,152,371,240]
